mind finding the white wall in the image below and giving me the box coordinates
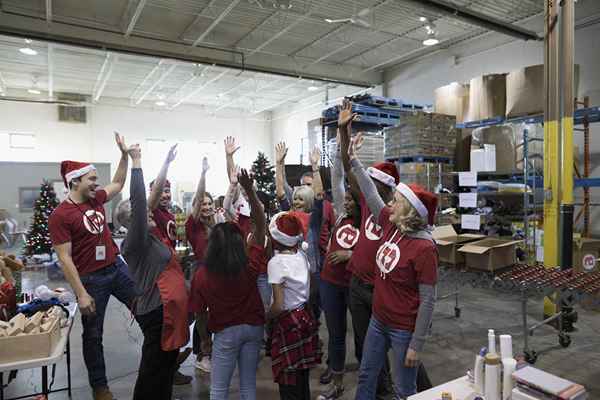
[0,101,272,202]
[384,21,600,234]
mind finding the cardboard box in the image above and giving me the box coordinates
[0,318,60,363]
[470,144,496,172]
[573,237,600,273]
[471,125,516,173]
[467,74,507,122]
[433,225,486,265]
[458,238,522,272]
[434,82,470,123]
[506,64,580,118]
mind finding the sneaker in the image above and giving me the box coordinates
[176,347,192,366]
[195,355,211,373]
[320,367,333,385]
[317,383,344,400]
[93,386,114,400]
[173,370,192,385]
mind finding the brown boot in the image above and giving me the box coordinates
[93,386,114,400]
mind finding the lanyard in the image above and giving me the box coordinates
[68,197,103,236]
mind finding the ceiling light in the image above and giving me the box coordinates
[155,100,167,106]
[419,16,427,22]
[28,88,41,95]
[308,86,319,92]
[19,47,38,56]
[25,39,33,44]
[423,37,439,46]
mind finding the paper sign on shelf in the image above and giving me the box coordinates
[459,171,477,187]
[461,214,481,230]
[459,193,478,208]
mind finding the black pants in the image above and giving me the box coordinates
[278,369,310,400]
[133,307,179,400]
[349,276,393,396]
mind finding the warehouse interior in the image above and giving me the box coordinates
[1,0,600,399]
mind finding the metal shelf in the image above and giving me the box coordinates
[456,106,600,129]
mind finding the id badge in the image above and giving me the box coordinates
[96,245,106,261]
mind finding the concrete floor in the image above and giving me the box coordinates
[4,269,600,400]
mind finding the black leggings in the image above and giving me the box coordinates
[278,369,310,400]
[133,307,179,400]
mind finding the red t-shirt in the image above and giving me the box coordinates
[321,217,359,287]
[189,244,266,333]
[152,207,176,248]
[347,195,384,285]
[49,189,119,276]
[185,216,209,263]
[372,207,438,331]
[319,201,336,258]
[237,214,252,242]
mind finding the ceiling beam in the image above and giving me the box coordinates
[252,83,310,115]
[92,53,118,102]
[170,69,228,109]
[125,0,146,38]
[231,10,279,48]
[192,0,241,47]
[135,62,178,105]
[247,9,313,57]
[180,0,221,39]
[213,75,287,112]
[45,0,52,24]
[130,59,164,101]
[47,43,53,99]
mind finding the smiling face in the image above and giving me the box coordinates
[200,195,215,218]
[159,187,172,209]
[344,191,357,216]
[389,191,412,226]
[292,193,308,212]
[72,171,99,200]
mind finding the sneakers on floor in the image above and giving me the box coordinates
[317,383,345,400]
[173,370,193,385]
[195,355,211,373]
[319,367,333,385]
[93,386,115,400]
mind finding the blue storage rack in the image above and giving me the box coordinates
[456,106,600,129]
[390,155,454,164]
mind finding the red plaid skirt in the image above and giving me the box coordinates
[270,305,321,384]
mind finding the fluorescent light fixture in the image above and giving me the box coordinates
[155,100,167,106]
[25,39,33,44]
[419,16,427,22]
[27,88,41,95]
[19,47,38,56]
[325,18,334,23]
[423,37,439,46]
[307,86,319,92]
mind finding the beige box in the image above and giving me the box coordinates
[0,318,60,363]
[458,238,522,272]
[573,237,600,273]
[434,82,470,123]
[467,74,507,122]
[433,225,486,265]
[506,64,580,118]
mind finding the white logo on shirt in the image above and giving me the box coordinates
[336,224,359,249]
[364,214,383,241]
[83,210,104,235]
[166,220,177,240]
[376,241,401,275]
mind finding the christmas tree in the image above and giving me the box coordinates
[23,181,59,256]
[251,152,277,215]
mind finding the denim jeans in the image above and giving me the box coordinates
[356,317,418,399]
[257,273,272,311]
[79,256,136,389]
[211,324,264,400]
[319,279,349,373]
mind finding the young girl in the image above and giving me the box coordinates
[268,211,321,400]
[349,133,438,399]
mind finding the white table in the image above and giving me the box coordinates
[0,303,78,400]
[408,376,480,400]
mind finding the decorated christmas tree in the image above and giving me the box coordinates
[23,181,59,256]
[251,152,277,214]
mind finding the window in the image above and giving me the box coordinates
[10,133,36,149]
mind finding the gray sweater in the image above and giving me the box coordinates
[121,168,171,315]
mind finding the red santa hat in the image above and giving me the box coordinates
[367,162,399,188]
[60,160,96,188]
[149,179,171,190]
[395,182,438,226]
[269,212,307,250]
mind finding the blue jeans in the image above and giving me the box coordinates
[211,324,264,400]
[257,273,272,311]
[79,256,136,389]
[356,317,418,399]
[319,279,349,373]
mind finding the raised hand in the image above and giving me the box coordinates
[338,99,358,128]
[238,168,254,193]
[202,156,210,174]
[166,144,178,163]
[127,144,142,160]
[224,136,240,156]
[310,146,321,168]
[230,165,240,185]
[348,132,364,160]
[115,132,128,155]
[275,142,288,164]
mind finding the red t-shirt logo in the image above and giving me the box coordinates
[336,224,359,249]
[167,220,177,241]
[376,242,400,274]
[365,214,383,241]
[83,210,105,235]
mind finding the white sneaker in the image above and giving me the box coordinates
[195,356,211,373]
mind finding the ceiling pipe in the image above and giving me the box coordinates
[402,0,541,41]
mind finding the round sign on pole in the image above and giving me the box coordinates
[582,254,596,272]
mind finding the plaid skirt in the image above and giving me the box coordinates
[270,305,322,385]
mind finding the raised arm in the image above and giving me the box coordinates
[330,130,346,219]
[148,144,177,211]
[338,100,361,201]
[192,157,210,221]
[125,145,150,251]
[223,166,241,221]
[310,146,324,200]
[224,136,240,183]
[275,142,288,201]
[104,132,130,201]
[349,133,385,219]
[238,169,265,247]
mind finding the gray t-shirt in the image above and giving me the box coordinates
[121,168,171,315]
